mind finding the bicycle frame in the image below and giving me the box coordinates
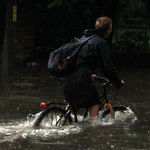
[95,76,115,118]
[39,76,115,125]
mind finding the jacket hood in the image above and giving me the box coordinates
[83,28,104,38]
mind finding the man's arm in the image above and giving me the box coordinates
[97,40,123,88]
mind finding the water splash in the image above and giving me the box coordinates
[0,113,83,143]
[0,107,137,143]
[91,107,137,126]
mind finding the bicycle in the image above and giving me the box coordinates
[33,76,127,128]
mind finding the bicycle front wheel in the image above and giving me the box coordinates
[101,105,128,120]
[33,107,72,129]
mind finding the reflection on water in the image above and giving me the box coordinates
[0,67,150,149]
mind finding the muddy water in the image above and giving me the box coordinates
[0,67,150,150]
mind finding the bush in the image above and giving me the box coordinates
[112,31,146,52]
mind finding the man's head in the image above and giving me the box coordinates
[95,17,112,38]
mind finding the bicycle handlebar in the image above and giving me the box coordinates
[95,76,125,89]
[94,76,109,82]
[94,76,111,87]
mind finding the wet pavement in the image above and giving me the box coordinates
[0,66,150,150]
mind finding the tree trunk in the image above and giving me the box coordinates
[2,0,17,80]
[106,0,119,50]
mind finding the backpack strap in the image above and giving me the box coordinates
[81,35,97,44]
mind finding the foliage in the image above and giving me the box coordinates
[112,31,146,52]
[47,0,83,8]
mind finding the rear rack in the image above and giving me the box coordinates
[47,102,66,105]
[40,102,66,107]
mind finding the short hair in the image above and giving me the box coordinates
[95,17,112,34]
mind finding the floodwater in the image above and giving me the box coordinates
[0,66,150,150]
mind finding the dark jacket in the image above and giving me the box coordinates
[60,28,122,108]
[76,28,122,87]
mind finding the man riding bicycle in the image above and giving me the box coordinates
[59,17,124,123]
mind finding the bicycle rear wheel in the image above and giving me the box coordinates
[101,105,127,120]
[33,107,72,129]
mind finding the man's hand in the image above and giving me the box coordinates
[121,80,124,84]
[92,74,97,81]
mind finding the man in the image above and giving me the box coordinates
[60,17,124,123]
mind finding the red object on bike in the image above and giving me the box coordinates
[58,66,62,71]
[40,102,47,107]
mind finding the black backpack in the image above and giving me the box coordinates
[48,35,96,77]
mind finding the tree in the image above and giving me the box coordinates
[35,0,119,50]
[2,0,17,79]
[106,0,119,48]
[47,0,82,8]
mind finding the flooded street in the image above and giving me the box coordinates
[0,66,150,150]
